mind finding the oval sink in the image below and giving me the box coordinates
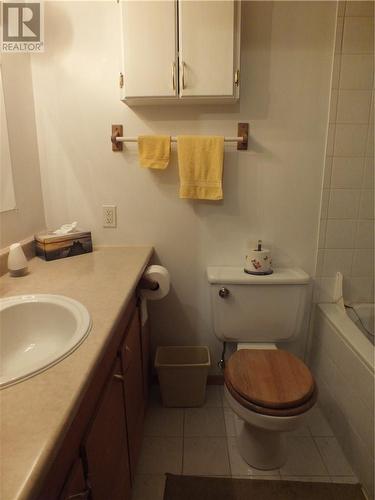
[0,294,91,389]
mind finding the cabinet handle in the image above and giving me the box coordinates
[234,69,240,87]
[113,374,124,381]
[171,62,176,91]
[181,61,186,90]
[66,490,90,499]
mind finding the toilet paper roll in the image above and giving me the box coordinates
[244,249,273,275]
[141,265,170,300]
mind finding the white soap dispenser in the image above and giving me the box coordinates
[8,243,28,276]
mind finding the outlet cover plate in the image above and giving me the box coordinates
[103,205,117,228]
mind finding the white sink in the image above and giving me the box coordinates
[0,294,91,389]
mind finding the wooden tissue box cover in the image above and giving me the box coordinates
[35,230,93,261]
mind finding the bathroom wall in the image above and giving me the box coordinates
[30,1,336,368]
[0,55,46,249]
[315,1,374,304]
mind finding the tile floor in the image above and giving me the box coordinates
[132,386,358,500]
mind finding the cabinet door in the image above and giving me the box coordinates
[179,0,239,97]
[59,458,89,500]
[84,358,131,500]
[121,1,177,98]
[121,310,144,479]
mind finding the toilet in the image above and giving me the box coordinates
[207,266,317,470]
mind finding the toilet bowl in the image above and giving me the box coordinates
[224,347,317,470]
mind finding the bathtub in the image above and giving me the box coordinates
[346,303,374,345]
[309,303,374,498]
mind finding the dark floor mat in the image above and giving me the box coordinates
[164,474,366,500]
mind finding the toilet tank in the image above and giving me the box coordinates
[207,267,310,342]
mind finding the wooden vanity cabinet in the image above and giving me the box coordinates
[37,297,147,500]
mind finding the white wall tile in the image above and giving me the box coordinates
[362,157,374,188]
[356,220,374,248]
[345,1,374,17]
[327,124,336,156]
[336,90,372,123]
[366,122,374,156]
[337,1,346,17]
[328,189,361,219]
[340,55,374,89]
[334,124,368,156]
[321,189,330,219]
[323,157,333,188]
[352,248,374,276]
[316,249,325,276]
[321,249,353,276]
[329,90,339,121]
[331,157,364,188]
[332,55,341,90]
[342,17,374,54]
[318,219,327,248]
[349,276,374,301]
[359,189,374,218]
[326,219,356,248]
[335,16,345,53]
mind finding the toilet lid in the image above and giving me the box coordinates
[224,349,315,409]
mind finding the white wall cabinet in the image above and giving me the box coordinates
[120,0,241,105]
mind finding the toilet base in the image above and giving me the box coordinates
[236,418,287,470]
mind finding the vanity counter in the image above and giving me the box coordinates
[0,246,153,500]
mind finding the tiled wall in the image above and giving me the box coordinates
[316,1,374,304]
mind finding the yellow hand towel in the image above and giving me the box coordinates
[138,135,171,169]
[177,136,224,200]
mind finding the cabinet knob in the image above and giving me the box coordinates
[181,61,186,90]
[113,374,124,381]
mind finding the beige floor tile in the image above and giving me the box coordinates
[307,407,334,437]
[281,476,331,483]
[289,423,311,437]
[137,437,182,474]
[204,385,223,407]
[144,407,184,437]
[183,437,230,476]
[131,474,166,500]
[280,436,329,477]
[221,386,230,408]
[224,408,237,437]
[184,407,226,437]
[314,437,354,476]
[227,437,280,477]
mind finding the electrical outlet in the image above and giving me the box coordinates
[102,205,117,228]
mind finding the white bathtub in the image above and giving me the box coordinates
[346,303,374,345]
[309,303,374,498]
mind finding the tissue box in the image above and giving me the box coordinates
[35,230,93,261]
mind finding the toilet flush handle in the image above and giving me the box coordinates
[219,287,230,298]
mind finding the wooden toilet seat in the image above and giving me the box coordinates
[224,349,318,417]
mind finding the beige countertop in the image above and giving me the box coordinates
[0,246,153,500]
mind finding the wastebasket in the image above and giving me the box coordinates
[154,346,211,407]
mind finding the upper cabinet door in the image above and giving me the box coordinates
[179,0,240,98]
[121,1,177,98]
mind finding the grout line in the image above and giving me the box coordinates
[311,436,332,477]
[181,409,185,474]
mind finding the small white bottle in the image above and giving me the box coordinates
[8,243,28,277]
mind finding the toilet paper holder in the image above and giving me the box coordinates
[139,277,160,291]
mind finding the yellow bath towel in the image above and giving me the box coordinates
[138,135,171,169]
[177,136,224,200]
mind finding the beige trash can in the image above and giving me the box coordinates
[154,346,211,407]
